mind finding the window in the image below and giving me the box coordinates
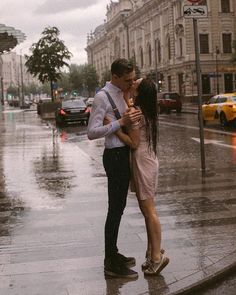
[168,36,171,60]
[131,50,136,64]
[179,38,183,56]
[216,97,227,103]
[224,73,233,92]
[199,34,209,54]
[157,39,161,63]
[209,96,217,104]
[176,1,182,17]
[139,47,144,68]
[167,76,172,92]
[202,74,211,94]
[221,0,230,13]
[147,43,152,66]
[222,33,232,53]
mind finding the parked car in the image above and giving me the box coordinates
[202,93,236,127]
[55,99,90,126]
[86,97,94,106]
[157,92,182,114]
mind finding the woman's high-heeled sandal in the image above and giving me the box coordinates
[141,249,165,271]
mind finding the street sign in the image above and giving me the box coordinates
[183,5,208,18]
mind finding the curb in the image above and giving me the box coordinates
[182,108,198,114]
[169,250,236,295]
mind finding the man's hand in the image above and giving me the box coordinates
[119,108,141,127]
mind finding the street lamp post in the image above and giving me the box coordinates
[20,53,24,108]
[215,46,220,94]
[0,77,4,105]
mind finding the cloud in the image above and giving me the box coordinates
[0,0,109,64]
[35,0,100,14]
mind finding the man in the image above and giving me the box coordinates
[87,58,141,278]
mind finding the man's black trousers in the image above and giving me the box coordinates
[103,146,130,259]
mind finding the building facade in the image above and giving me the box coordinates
[86,0,236,101]
[1,52,40,101]
[0,23,25,105]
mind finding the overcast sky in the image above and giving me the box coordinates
[0,0,109,65]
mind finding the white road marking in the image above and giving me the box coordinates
[160,120,236,137]
[191,137,236,149]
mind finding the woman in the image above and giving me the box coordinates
[116,78,169,275]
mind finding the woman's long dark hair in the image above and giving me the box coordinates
[134,78,158,156]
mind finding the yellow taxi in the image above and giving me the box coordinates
[202,93,236,127]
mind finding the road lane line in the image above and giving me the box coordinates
[160,120,236,137]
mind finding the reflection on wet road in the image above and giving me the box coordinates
[0,110,236,294]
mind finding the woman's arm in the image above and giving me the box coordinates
[104,110,140,149]
[115,126,140,149]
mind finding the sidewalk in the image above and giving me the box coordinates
[0,109,236,295]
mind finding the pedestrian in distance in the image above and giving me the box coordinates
[87,58,141,279]
[112,78,169,275]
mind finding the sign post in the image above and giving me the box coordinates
[184,0,207,174]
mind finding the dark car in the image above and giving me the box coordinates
[157,92,182,114]
[55,99,90,126]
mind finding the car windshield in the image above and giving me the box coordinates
[231,96,236,102]
[62,100,86,108]
[164,93,179,100]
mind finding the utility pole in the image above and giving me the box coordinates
[184,0,208,174]
[193,18,206,174]
[0,77,4,105]
[20,52,24,108]
[216,46,220,94]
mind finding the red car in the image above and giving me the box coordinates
[157,92,182,114]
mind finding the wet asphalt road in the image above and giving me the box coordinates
[0,107,236,294]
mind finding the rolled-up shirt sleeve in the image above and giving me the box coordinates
[87,94,121,140]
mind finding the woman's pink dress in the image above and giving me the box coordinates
[130,116,159,201]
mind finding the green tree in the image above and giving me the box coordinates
[7,84,18,98]
[25,26,72,101]
[69,64,99,96]
[57,72,71,95]
[24,82,39,97]
[69,64,84,94]
[82,64,99,96]
[101,68,111,87]
[40,82,51,96]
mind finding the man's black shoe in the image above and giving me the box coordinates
[115,253,136,267]
[104,263,138,279]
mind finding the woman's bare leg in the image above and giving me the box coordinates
[139,198,161,262]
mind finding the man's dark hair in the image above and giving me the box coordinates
[111,58,134,77]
